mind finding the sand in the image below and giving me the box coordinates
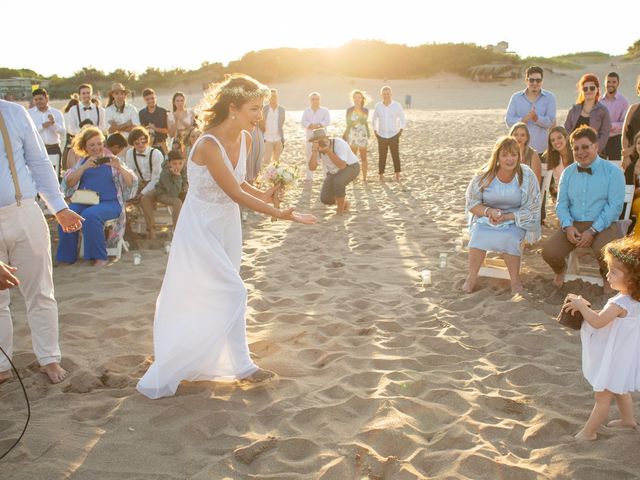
[3,66,640,479]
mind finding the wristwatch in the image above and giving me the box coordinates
[588,226,598,235]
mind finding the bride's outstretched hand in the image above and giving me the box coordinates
[281,208,317,224]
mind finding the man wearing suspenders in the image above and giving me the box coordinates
[28,88,66,180]
[66,83,107,137]
[0,100,84,384]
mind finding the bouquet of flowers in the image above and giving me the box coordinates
[260,163,298,221]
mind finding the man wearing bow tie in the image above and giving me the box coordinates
[66,84,107,136]
[542,126,625,291]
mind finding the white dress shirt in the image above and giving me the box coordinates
[301,107,330,139]
[320,138,359,174]
[0,100,67,211]
[28,106,66,145]
[264,106,280,142]
[105,103,140,138]
[124,146,162,194]
[66,103,107,135]
[372,100,406,138]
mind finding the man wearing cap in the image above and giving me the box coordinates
[105,82,139,139]
[0,99,84,384]
[308,127,360,216]
[301,92,330,182]
[66,83,107,136]
[28,88,66,179]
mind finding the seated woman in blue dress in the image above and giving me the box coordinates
[464,136,541,293]
[57,126,137,266]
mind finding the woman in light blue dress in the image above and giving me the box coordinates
[464,136,541,293]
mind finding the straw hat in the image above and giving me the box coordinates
[107,82,130,96]
[308,127,329,142]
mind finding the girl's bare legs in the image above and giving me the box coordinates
[463,248,486,293]
[607,393,638,428]
[359,147,368,182]
[503,253,523,293]
[576,390,614,440]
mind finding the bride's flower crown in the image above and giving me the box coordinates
[219,85,271,100]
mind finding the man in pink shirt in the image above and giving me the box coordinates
[601,72,629,161]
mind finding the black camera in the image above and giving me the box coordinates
[317,139,328,148]
[95,156,112,166]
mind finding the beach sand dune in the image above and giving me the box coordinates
[2,109,640,479]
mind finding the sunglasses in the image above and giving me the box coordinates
[582,85,597,92]
[571,144,593,152]
[527,78,542,83]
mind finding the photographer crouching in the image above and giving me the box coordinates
[308,128,360,216]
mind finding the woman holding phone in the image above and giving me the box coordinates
[57,126,137,265]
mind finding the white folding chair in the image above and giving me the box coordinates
[79,219,127,260]
[565,184,635,286]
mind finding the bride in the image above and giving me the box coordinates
[137,74,316,399]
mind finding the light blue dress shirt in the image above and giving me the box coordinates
[556,156,625,232]
[0,100,66,212]
[505,89,557,153]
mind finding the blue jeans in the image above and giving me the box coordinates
[56,201,121,262]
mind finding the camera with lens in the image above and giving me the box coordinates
[95,156,112,166]
[317,139,328,148]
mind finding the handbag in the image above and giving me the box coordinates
[556,295,584,330]
[71,189,100,205]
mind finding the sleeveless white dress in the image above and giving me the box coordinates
[581,293,640,395]
[137,132,258,399]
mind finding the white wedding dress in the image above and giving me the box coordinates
[137,132,258,399]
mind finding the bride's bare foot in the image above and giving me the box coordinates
[606,419,638,428]
[574,428,597,441]
[0,369,12,384]
[93,259,108,267]
[552,272,565,288]
[40,363,68,384]
[242,368,275,384]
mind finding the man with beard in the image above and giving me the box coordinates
[601,72,629,161]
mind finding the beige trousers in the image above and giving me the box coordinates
[263,140,283,167]
[0,200,60,370]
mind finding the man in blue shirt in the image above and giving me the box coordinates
[542,126,625,292]
[506,66,557,153]
[0,99,84,384]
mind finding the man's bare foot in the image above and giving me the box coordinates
[242,368,275,384]
[93,259,108,267]
[462,278,475,293]
[379,175,384,183]
[40,363,68,384]
[606,419,638,428]
[395,173,401,182]
[0,369,12,384]
[552,272,565,288]
[147,229,157,240]
[574,429,597,441]
[511,283,525,294]
[342,200,350,214]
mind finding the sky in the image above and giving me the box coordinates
[4,0,637,77]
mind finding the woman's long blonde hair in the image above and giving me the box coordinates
[478,136,522,189]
